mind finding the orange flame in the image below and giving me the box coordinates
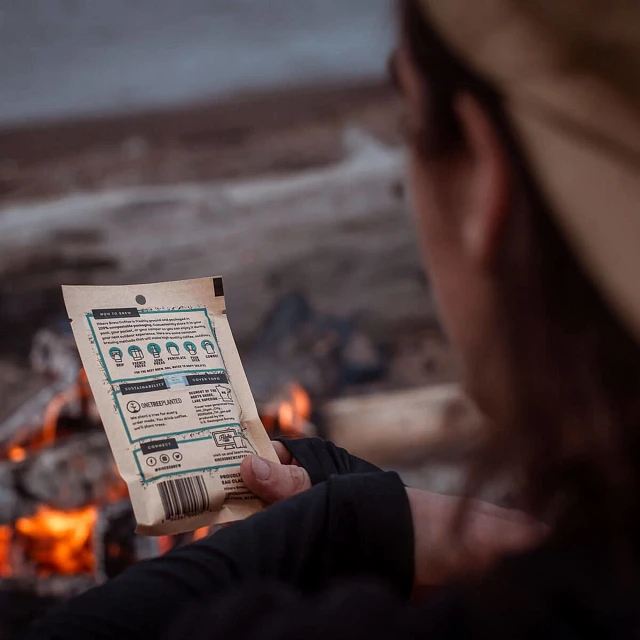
[14,505,98,575]
[278,383,312,434]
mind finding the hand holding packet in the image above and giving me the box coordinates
[63,276,278,535]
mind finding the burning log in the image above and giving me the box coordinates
[0,385,68,454]
[0,432,123,526]
[246,291,392,439]
[322,384,480,467]
[0,328,99,456]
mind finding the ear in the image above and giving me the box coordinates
[454,93,510,267]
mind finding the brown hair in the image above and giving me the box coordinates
[401,0,640,543]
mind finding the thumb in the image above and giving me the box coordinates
[240,455,312,504]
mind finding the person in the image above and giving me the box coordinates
[25,0,640,638]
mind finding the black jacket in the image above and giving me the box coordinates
[24,438,640,639]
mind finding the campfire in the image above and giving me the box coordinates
[0,292,410,594]
[0,321,317,594]
[0,294,461,639]
[0,365,128,582]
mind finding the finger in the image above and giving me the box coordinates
[240,455,312,504]
[271,441,293,465]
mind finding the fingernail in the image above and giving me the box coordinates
[251,456,272,481]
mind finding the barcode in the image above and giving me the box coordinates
[157,475,210,521]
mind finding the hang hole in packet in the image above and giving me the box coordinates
[62,276,278,535]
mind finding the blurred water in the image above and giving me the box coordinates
[0,0,395,127]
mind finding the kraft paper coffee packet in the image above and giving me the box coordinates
[62,277,278,535]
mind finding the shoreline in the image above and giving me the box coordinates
[0,81,400,205]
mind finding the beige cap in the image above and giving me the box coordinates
[419,0,640,341]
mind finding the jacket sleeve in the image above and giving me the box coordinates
[24,472,413,640]
[275,437,382,485]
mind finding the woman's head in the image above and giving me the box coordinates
[397,0,640,535]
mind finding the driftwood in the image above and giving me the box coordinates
[323,384,480,467]
[0,130,433,352]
